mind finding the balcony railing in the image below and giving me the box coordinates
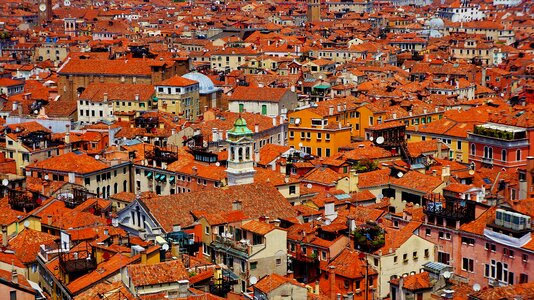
[213,235,249,254]
[468,133,529,148]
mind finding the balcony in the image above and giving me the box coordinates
[469,125,528,148]
[211,235,250,258]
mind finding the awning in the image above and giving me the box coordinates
[314,84,330,89]
[159,175,166,182]
[169,176,175,183]
[155,174,161,180]
[152,96,159,102]
[146,172,153,179]
[155,236,167,245]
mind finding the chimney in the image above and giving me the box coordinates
[65,124,71,144]
[349,170,359,193]
[12,101,18,111]
[481,67,487,87]
[47,215,53,225]
[212,128,219,142]
[441,166,450,183]
[392,112,397,119]
[337,104,342,112]
[328,266,337,300]
[11,268,18,285]
[437,139,442,158]
[290,85,296,92]
[2,225,7,247]
[255,150,260,164]
[324,200,337,221]
[232,200,242,211]
[171,128,176,135]
[18,103,22,115]
[134,94,139,101]
[329,106,334,115]
[255,124,259,133]
[103,93,108,102]
[272,117,276,126]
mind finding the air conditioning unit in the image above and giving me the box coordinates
[495,209,505,226]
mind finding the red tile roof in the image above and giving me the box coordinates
[27,152,109,174]
[227,86,290,102]
[141,183,297,232]
[127,260,188,287]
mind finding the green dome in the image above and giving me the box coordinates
[228,117,253,137]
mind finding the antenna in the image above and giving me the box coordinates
[376,136,385,144]
[473,283,481,292]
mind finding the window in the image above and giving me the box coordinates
[239,104,244,113]
[394,256,398,263]
[344,279,350,289]
[403,253,408,262]
[471,144,476,155]
[321,251,327,260]
[516,149,521,161]
[425,228,431,236]
[10,291,16,300]
[317,148,322,157]
[520,273,528,284]
[261,105,267,115]
[457,140,462,150]
[289,185,296,195]
[205,226,210,234]
[461,237,475,245]
[462,258,474,272]
[413,251,418,259]
[289,131,294,138]
[250,262,257,270]
[275,258,281,265]
[325,148,331,157]
[424,249,429,258]
[369,116,374,126]
[438,252,450,265]
[325,133,330,141]
[317,132,322,140]
[439,231,451,240]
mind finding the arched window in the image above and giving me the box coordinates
[470,144,476,155]
[516,150,521,161]
[502,150,507,162]
[114,183,118,194]
[96,187,100,197]
[123,180,127,192]
[238,147,243,161]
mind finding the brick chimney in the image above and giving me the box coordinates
[329,266,337,300]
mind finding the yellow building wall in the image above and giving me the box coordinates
[407,133,469,163]
[288,108,355,156]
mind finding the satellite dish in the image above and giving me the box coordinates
[369,136,374,141]
[34,110,39,114]
[397,172,404,178]
[443,271,452,279]
[249,276,258,285]
[162,244,169,251]
[306,183,312,189]
[295,118,301,125]
[215,162,221,167]
[376,193,384,200]
[473,283,481,292]
[23,221,30,228]
[64,0,71,6]
[95,155,100,160]
[44,175,49,181]
[1,179,8,186]
[376,136,385,144]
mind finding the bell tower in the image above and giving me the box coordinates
[307,0,321,23]
[225,116,256,186]
[38,0,53,25]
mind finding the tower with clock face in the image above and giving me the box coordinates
[38,0,53,25]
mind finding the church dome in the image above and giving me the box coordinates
[183,71,219,95]
[425,17,445,29]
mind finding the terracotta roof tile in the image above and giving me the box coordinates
[127,260,188,287]
[26,152,109,174]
